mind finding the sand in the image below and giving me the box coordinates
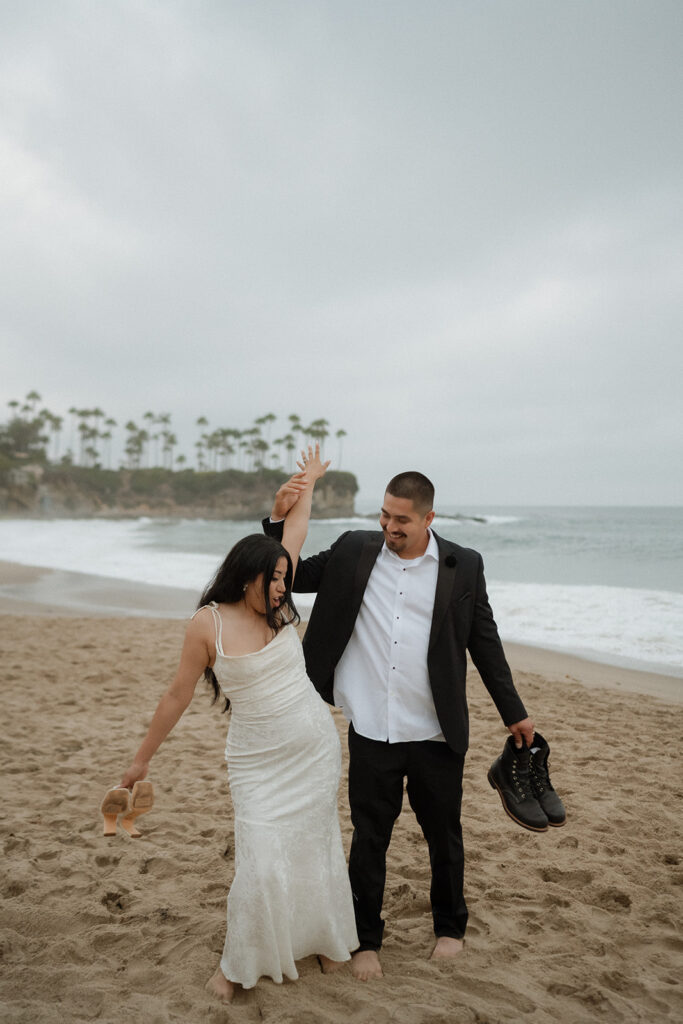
[1,578,682,1022]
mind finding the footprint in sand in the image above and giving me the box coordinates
[4,836,29,854]
[90,927,130,952]
[594,887,631,911]
[539,866,592,885]
[101,890,129,914]
[95,853,121,868]
[3,880,28,898]
[135,857,176,880]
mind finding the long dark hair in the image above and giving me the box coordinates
[197,534,300,712]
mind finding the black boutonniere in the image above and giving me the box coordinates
[444,554,457,568]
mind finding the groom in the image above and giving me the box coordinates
[264,470,534,980]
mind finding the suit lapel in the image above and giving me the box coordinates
[351,535,383,614]
[428,533,458,651]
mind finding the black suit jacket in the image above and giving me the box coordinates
[263,521,527,754]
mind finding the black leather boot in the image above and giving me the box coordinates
[487,736,548,832]
[529,732,566,826]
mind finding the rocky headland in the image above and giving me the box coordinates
[0,464,358,519]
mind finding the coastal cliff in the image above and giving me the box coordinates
[0,465,358,519]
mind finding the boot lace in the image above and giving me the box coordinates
[530,756,551,797]
[510,759,534,801]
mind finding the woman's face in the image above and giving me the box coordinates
[245,556,288,614]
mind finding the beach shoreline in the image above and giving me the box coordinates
[0,559,200,618]
[1,559,680,702]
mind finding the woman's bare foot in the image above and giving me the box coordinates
[205,968,236,1002]
[430,936,464,959]
[351,949,383,980]
[318,954,347,974]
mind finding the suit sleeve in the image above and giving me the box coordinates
[261,517,347,593]
[262,517,285,540]
[467,555,527,726]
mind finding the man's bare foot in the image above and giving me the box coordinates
[351,949,383,980]
[430,936,464,960]
[318,954,347,974]
[205,969,236,1002]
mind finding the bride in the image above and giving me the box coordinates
[118,445,358,1001]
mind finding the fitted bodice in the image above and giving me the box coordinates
[210,618,312,722]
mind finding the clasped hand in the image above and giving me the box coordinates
[271,443,330,519]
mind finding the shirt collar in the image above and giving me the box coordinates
[382,528,439,565]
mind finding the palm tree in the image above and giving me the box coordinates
[205,430,220,471]
[75,409,94,465]
[283,434,297,471]
[91,407,105,440]
[309,418,330,455]
[38,410,61,461]
[195,439,207,471]
[150,413,171,467]
[77,418,89,465]
[162,431,177,470]
[84,444,99,466]
[260,412,277,445]
[226,428,242,467]
[68,406,79,454]
[24,390,42,415]
[335,428,347,467]
[252,437,269,470]
[143,412,157,465]
[124,421,140,468]
[195,417,209,469]
[138,428,150,467]
[102,418,117,466]
[239,438,251,471]
[85,425,101,466]
[272,437,285,469]
[50,414,64,461]
[100,430,113,468]
[215,428,235,470]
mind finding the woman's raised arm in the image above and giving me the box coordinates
[282,443,330,572]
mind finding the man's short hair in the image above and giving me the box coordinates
[385,472,435,513]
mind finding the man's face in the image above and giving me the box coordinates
[379,492,435,559]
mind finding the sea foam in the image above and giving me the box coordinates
[491,581,683,677]
[0,517,680,677]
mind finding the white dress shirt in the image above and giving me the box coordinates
[333,529,445,743]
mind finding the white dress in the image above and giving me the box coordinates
[202,604,358,989]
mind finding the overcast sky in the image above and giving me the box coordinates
[2,0,681,507]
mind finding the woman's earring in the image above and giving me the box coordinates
[243,584,248,592]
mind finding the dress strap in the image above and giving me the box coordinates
[191,602,225,657]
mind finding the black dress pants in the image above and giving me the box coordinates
[347,723,468,951]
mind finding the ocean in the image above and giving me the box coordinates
[1,506,681,678]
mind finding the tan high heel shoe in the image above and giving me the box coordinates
[100,787,130,837]
[120,781,154,838]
